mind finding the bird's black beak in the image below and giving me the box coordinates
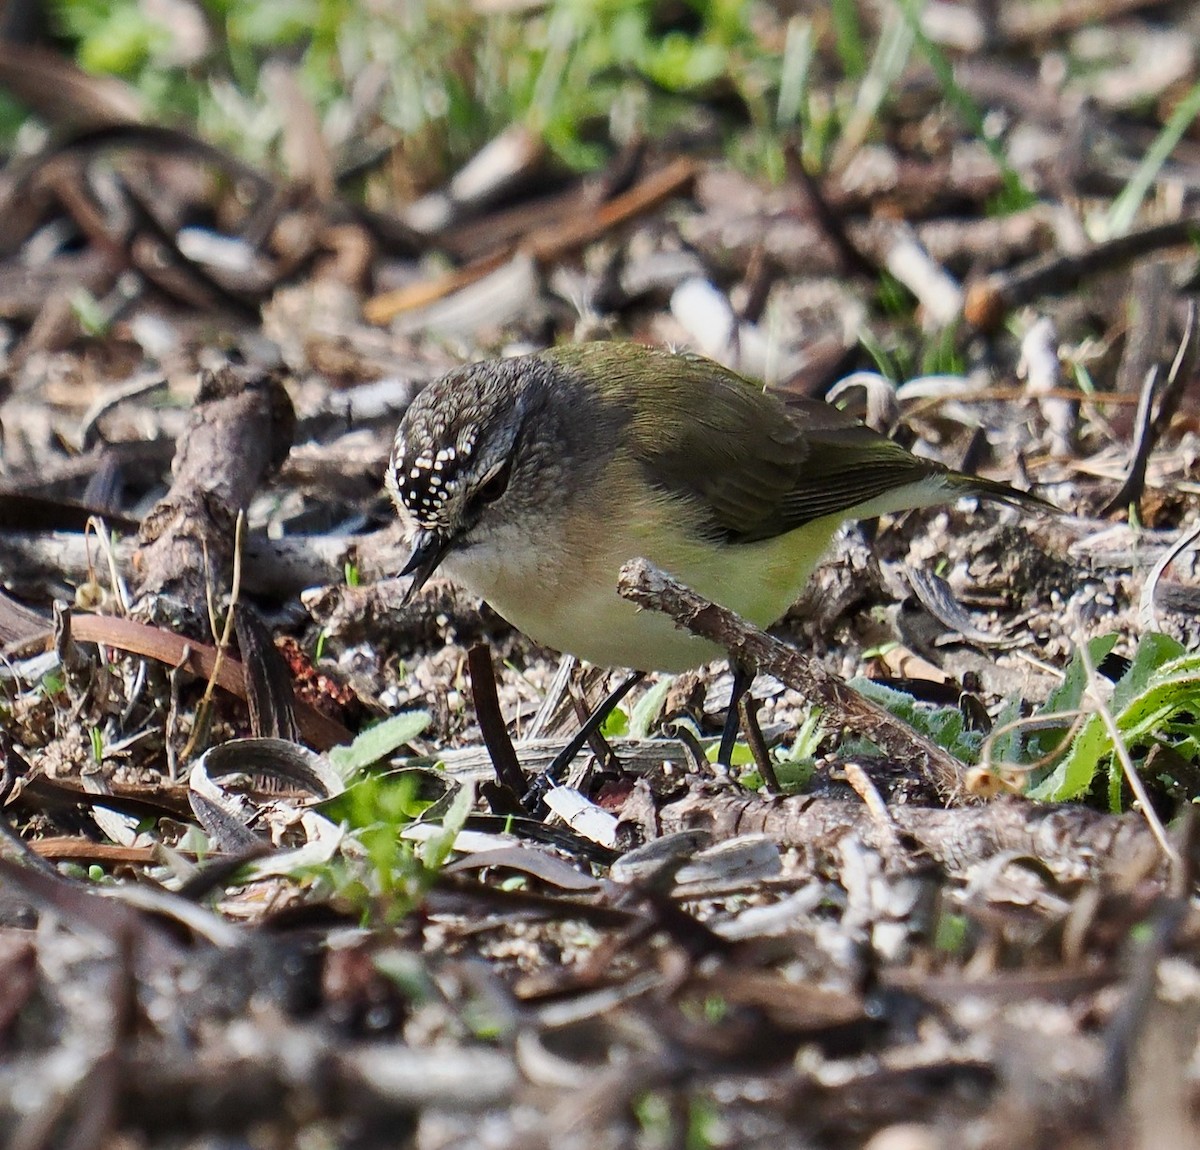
[400,529,452,603]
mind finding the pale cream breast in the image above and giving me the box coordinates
[442,482,845,672]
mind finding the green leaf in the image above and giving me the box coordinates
[420,780,475,872]
[629,676,673,739]
[600,704,629,738]
[1026,712,1107,801]
[1029,638,1200,803]
[934,910,970,954]
[71,289,110,337]
[76,7,158,75]
[1025,634,1119,763]
[846,677,982,763]
[830,0,867,78]
[320,767,450,829]
[1112,632,1186,711]
[328,711,432,779]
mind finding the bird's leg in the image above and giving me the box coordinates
[738,691,782,794]
[716,664,753,769]
[522,670,645,811]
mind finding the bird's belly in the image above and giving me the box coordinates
[445,516,843,673]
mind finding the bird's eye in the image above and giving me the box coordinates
[469,455,514,512]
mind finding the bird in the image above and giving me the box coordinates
[387,341,1045,677]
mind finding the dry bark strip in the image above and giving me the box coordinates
[134,363,295,620]
[0,531,479,655]
[66,614,351,749]
[965,214,1200,331]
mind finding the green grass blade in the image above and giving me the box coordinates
[1106,80,1200,238]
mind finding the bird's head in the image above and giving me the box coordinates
[387,353,619,600]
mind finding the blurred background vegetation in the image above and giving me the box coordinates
[17,1,882,188]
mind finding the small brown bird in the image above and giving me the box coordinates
[386,342,1045,674]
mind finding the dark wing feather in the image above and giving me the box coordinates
[767,412,939,533]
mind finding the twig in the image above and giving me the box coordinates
[568,682,621,774]
[521,672,643,811]
[1018,315,1076,459]
[1101,302,1199,516]
[965,215,1200,332]
[1138,519,1200,633]
[999,0,1177,45]
[178,511,246,767]
[524,655,578,741]
[84,516,132,614]
[526,156,698,263]
[970,709,1088,798]
[617,559,965,800]
[842,761,901,853]
[660,788,1158,876]
[233,606,300,743]
[60,613,350,749]
[163,643,191,783]
[784,140,878,281]
[1099,363,1159,515]
[882,223,963,328]
[365,158,698,323]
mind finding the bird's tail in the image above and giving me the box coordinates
[944,470,1057,513]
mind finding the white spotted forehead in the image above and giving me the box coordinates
[395,404,480,455]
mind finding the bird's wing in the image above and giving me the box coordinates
[626,359,939,544]
[766,400,944,533]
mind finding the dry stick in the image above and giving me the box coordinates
[842,761,902,853]
[964,215,1200,332]
[1099,362,1160,514]
[116,170,262,316]
[524,656,579,741]
[178,512,246,770]
[525,155,698,263]
[659,787,1157,875]
[1138,519,1200,633]
[617,559,965,800]
[1101,302,1199,516]
[233,606,301,744]
[134,362,295,619]
[65,613,350,750]
[365,157,698,323]
[999,0,1177,44]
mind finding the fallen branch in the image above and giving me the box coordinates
[616,558,965,799]
[661,790,1158,879]
[135,363,295,621]
[965,215,1200,331]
